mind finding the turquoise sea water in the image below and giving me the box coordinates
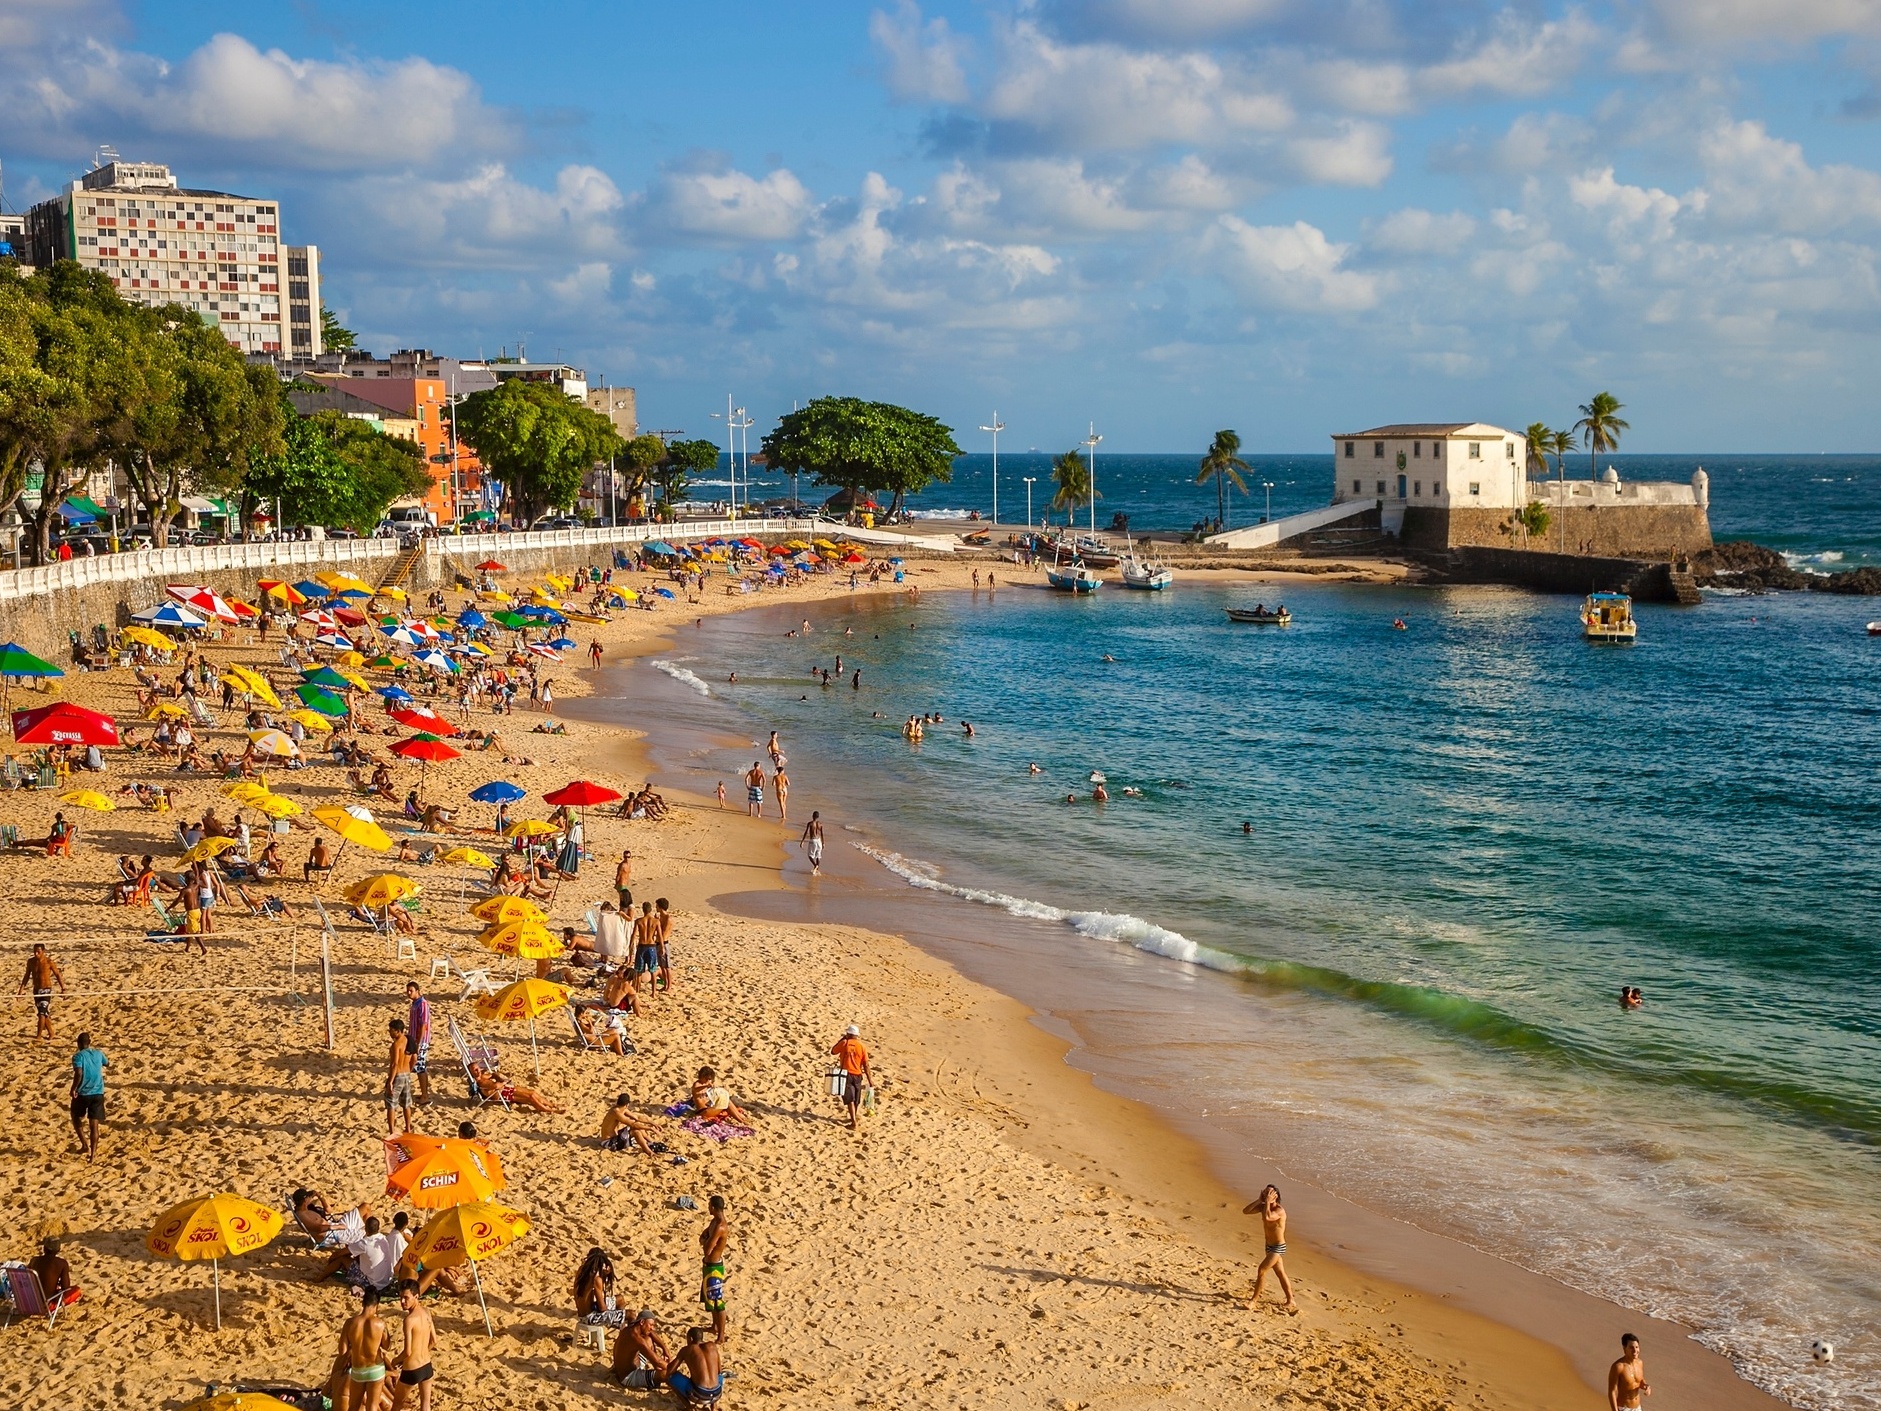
[656,463,1881,1407]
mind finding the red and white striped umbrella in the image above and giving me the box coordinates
[166,584,241,624]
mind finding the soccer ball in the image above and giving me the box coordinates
[1811,1339,1834,1365]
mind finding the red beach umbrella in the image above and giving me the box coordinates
[12,702,119,746]
[476,560,509,572]
[390,706,460,736]
[392,738,461,764]
[334,607,368,626]
[543,781,621,808]
[843,551,867,565]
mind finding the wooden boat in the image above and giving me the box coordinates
[1226,606,1290,625]
[1046,561,1103,593]
[1120,541,1173,591]
[1581,591,1637,642]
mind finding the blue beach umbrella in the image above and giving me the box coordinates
[653,587,676,600]
[314,632,355,650]
[415,649,457,673]
[469,781,526,804]
[456,609,488,630]
[382,626,424,647]
[546,637,576,650]
[292,580,326,601]
[377,685,414,703]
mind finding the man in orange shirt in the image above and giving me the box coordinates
[828,1024,874,1131]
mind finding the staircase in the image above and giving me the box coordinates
[1665,565,1703,605]
[376,543,426,594]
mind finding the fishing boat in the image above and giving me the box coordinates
[1120,541,1173,591]
[1581,591,1638,642]
[1046,560,1103,593]
[1226,606,1290,625]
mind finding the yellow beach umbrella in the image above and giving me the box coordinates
[58,789,114,812]
[286,708,334,733]
[502,818,560,840]
[252,793,301,819]
[564,611,608,624]
[471,895,545,924]
[345,873,417,909]
[479,921,561,959]
[145,701,190,721]
[184,835,242,863]
[441,846,495,869]
[246,729,299,758]
[336,650,366,668]
[332,668,369,691]
[147,1192,283,1329]
[182,1395,305,1411]
[380,587,407,601]
[219,673,282,709]
[402,1201,530,1337]
[477,590,512,604]
[474,977,567,1080]
[222,781,272,803]
[312,805,393,855]
[123,626,177,651]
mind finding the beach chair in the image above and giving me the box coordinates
[568,1004,607,1053]
[47,826,74,857]
[0,825,17,849]
[447,956,498,1001]
[31,763,55,790]
[1,758,21,790]
[448,1018,509,1111]
[1,1264,76,1330]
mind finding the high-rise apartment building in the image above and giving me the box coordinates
[285,245,322,357]
[24,160,306,356]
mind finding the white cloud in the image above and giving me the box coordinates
[1199,216,1380,311]
[1569,167,1686,240]
[653,166,816,242]
[870,2,971,103]
[347,163,626,267]
[1285,122,1394,185]
[1368,208,1478,256]
[1694,119,1881,232]
[1648,0,1881,41]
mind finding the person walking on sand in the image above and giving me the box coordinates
[1243,1184,1296,1311]
[385,1019,416,1135]
[1609,1334,1651,1410]
[588,640,603,669]
[715,781,726,809]
[69,1031,107,1161]
[337,1286,391,1411]
[615,848,634,912]
[744,760,766,817]
[774,765,790,822]
[829,1023,874,1130]
[405,982,433,1106]
[800,811,825,876]
[654,897,677,993]
[390,1280,437,1411]
[20,943,66,1041]
[699,1195,731,1344]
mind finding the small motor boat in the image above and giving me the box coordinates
[1868,621,1881,636]
[1226,607,1291,625]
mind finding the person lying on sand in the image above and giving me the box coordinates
[689,1067,753,1125]
[468,1061,564,1113]
[601,1094,663,1154]
[293,1189,373,1248]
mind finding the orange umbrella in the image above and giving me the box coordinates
[385,1137,506,1208]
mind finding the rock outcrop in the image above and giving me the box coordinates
[1693,541,1881,595]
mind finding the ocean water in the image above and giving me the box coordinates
[727,451,1881,567]
[647,523,1881,1408]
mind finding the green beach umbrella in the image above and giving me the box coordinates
[295,683,348,717]
[492,611,531,630]
[0,642,64,713]
[300,666,352,690]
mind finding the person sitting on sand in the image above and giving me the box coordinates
[612,1309,673,1388]
[600,1094,662,1155]
[575,1247,627,1327]
[26,1237,80,1311]
[418,802,455,834]
[254,838,286,878]
[689,1067,753,1125]
[468,1061,564,1113]
[667,1327,725,1405]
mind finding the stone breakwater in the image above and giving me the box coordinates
[1695,541,1881,595]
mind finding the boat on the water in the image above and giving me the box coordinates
[1869,621,1881,636]
[1582,591,1638,642]
[1047,561,1103,593]
[1226,606,1290,625]
[1120,540,1173,591]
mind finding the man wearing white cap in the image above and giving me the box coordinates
[828,1024,874,1131]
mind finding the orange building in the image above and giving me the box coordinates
[291,374,484,524]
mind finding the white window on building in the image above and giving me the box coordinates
[1468,442,1482,459]
[1469,482,1481,495]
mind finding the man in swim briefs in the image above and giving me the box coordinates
[391,1279,436,1411]
[1243,1184,1296,1312]
[1608,1333,1650,1410]
[19,942,65,1042]
[338,1286,390,1411]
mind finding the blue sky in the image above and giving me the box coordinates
[3,0,1880,451]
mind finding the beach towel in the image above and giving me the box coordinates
[680,1115,754,1142]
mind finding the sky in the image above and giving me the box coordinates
[2,0,1879,452]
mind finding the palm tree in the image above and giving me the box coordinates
[1195,429,1251,530]
[1548,427,1576,553]
[1521,423,1553,545]
[1572,392,1630,480]
[1050,449,1092,518]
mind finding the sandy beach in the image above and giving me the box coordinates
[0,550,1717,1410]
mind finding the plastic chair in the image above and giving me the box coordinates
[427,956,451,981]
[1,1265,74,1330]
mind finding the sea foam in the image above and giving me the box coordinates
[650,660,712,696]
[856,843,1241,972]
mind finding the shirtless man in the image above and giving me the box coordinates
[631,903,660,996]
[668,1327,725,1404]
[799,811,825,877]
[612,1308,673,1387]
[338,1287,392,1411]
[1243,1184,1296,1311]
[391,1280,437,1411]
[655,898,675,993]
[743,760,766,817]
[601,1093,661,1155]
[614,849,633,913]
[1608,1333,1651,1410]
[385,1019,415,1135]
[700,1195,731,1343]
[20,943,66,1041]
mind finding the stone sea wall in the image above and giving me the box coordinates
[1399,504,1712,558]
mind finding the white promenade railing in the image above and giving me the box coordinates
[0,515,962,605]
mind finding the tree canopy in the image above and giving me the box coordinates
[247,385,432,533]
[1050,449,1094,517]
[319,305,356,352]
[455,378,623,524]
[759,396,959,516]
[1195,429,1249,529]
[655,438,720,514]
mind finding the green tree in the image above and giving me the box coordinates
[319,304,356,352]
[655,439,719,516]
[0,270,56,526]
[1195,428,1250,529]
[759,396,960,518]
[1523,422,1553,483]
[619,433,669,516]
[247,387,431,532]
[1050,449,1093,517]
[1572,392,1629,479]
[1517,501,1551,537]
[455,379,623,524]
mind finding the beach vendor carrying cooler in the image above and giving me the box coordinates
[828,1024,875,1129]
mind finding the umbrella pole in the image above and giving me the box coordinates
[471,1258,493,1337]
[530,1016,540,1081]
[213,1256,222,1330]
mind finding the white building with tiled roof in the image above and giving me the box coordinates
[1331,422,1523,519]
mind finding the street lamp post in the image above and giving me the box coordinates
[1262,480,1274,523]
[710,394,738,524]
[1022,476,1036,530]
[978,412,1005,527]
[1082,424,1102,541]
[731,408,755,518]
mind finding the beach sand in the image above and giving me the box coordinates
[0,551,1680,1410]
